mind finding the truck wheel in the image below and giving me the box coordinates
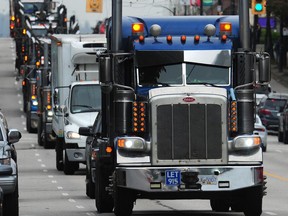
[55,142,64,171]
[26,112,32,133]
[278,130,283,142]
[284,127,288,144]
[243,187,262,216]
[114,187,135,216]
[210,199,230,212]
[37,117,43,146]
[63,150,79,175]
[86,166,95,199]
[3,182,19,216]
[95,164,114,213]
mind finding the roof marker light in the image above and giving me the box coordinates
[132,23,144,35]
[166,35,172,43]
[194,35,200,43]
[139,35,145,43]
[220,22,232,36]
[221,34,228,42]
[181,35,186,44]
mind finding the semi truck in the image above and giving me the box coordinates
[79,0,269,215]
[50,34,106,175]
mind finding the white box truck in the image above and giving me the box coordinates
[50,34,106,175]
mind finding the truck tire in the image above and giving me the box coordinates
[55,142,64,171]
[114,187,134,216]
[3,182,19,216]
[284,127,288,144]
[63,150,79,175]
[86,166,95,199]
[26,112,32,133]
[210,199,230,212]
[243,186,262,216]
[37,117,43,146]
[278,130,283,142]
[95,164,114,213]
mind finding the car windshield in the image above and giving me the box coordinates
[265,99,287,111]
[138,63,229,86]
[70,85,101,113]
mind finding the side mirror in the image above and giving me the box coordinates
[8,129,22,144]
[53,88,59,105]
[258,53,271,83]
[79,127,93,136]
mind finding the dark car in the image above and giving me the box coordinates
[0,110,22,216]
[278,98,288,144]
[257,93,288,131]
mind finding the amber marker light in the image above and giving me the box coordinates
[106,146,113,153]
[166,35,172,43]
[181,35,186,44]
[132,23,144,35]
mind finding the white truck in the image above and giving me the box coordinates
[50,34,106,175]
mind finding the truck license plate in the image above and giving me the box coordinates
[165,170,181,186]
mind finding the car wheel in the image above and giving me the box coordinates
[283,126,288,144]
[278,130,283,142]
[86,165,95,199]
[3,182,19,216]
[63,150,79,175]
[243,186,262,216]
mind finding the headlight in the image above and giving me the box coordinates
[232,135,261,151]
[116,137,146,151]
[47,110,53,116]
[0,157,11,165]
[32,100,38,106]
[66,131,81,139]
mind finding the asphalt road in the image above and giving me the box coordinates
[0,37,288,216]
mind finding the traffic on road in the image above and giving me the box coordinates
[1,0,288,216]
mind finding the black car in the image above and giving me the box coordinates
[257,93,288,131]
[0,110,22,216]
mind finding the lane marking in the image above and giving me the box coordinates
[86,213,96,216]
[57,186,63,190]
[266,212,277,215]
[37,159,42,162]
[264,171,288,182]
[48,175,54,178]
[62,193,69,196]
[41,164,46,168]
[76,205,84,209]
[68,199,76,203]
[52,180,57,184]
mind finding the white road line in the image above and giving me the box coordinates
[62,193,69,196]
[76,205,84,209]
[18,100,22,104]
[35,153,40,157]
[275,150,282,153]
[57,186,63,190]
[51,180,57,184]
[43,169,48,172]
[41,164,46,167]
[37,159,42,162]
[86,213,96,216]
[48,175,54,178]
[68,199,76,203]
[265,212,277,215]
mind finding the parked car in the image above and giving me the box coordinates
[254,114,268,152]
[0,110,22,216]
[278,100,288,144]
[257,93,288,132]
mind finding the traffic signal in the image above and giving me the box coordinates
[251,0,266,15]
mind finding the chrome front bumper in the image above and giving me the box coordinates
[115,166,263,193]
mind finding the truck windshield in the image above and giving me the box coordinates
[137,63,229,86]
[70,85,101,114]
[23,3,45,14]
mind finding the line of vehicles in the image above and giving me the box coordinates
[4,0,276,216]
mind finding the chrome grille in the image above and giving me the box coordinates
[155,103,222,161]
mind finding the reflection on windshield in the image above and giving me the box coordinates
[71,85,101,113]
[138,63,229,86]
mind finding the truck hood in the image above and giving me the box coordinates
[67,112,98,128]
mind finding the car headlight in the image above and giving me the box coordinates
[32,100,38,106]
[232,135,261,151]
[116,137,146,151]
[0,157,11,165]
[66,131,81,139]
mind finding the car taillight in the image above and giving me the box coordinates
[259,109,271,115]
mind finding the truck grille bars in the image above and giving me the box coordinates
[153,103,224,165]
